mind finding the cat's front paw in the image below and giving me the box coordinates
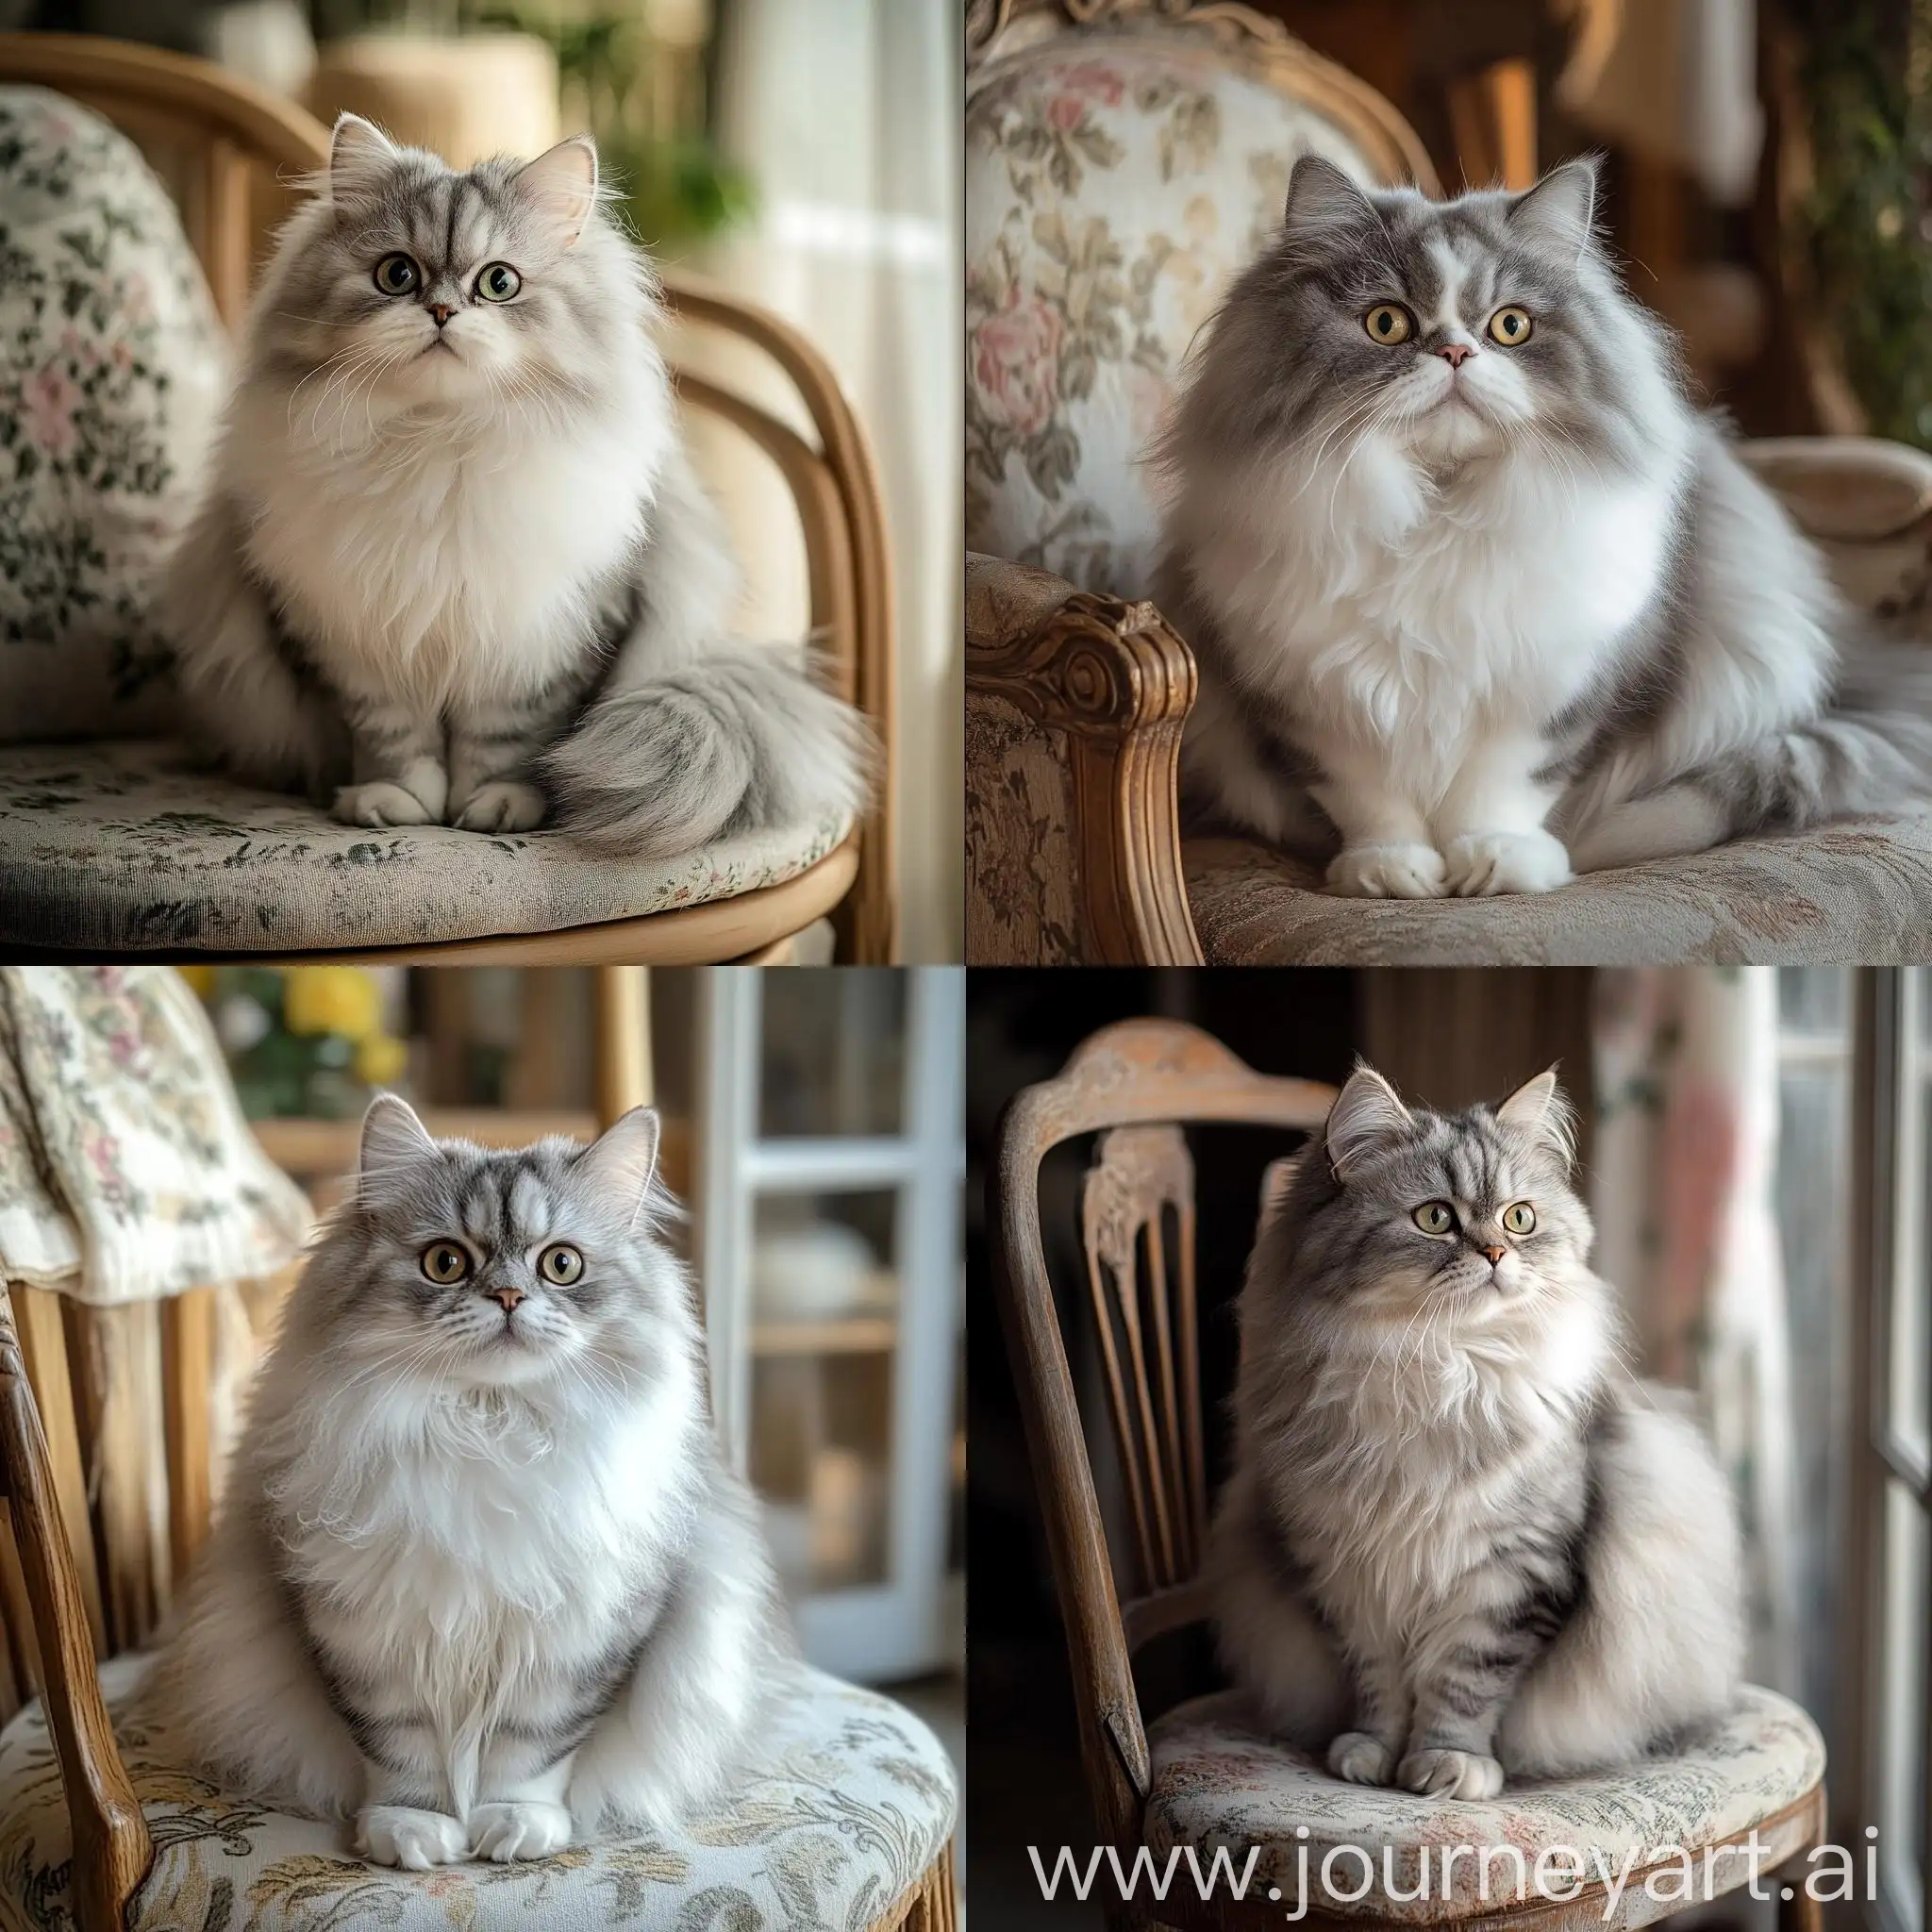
[1324,842,1447,899]
[468,1799,573,1862]
[356,1804,468,1869]
[452,781,547,834]
[333,780,441,828]
[1397,1748,1505,1801]
[1326,1731,1395,1785]
[1441,830,1573,897]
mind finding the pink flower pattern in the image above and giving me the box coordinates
[0,89,225,722]
[974,289,1064,440]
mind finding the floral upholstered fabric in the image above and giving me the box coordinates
[0,742,854,950]
[1145,1685,1824,1922]
[0,966,308,1302]
[0,1657,956,1932]
[1184,816,1932,965]
[0,89,226,742]
[966,34,1383,598]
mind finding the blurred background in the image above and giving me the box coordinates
[1062,0,1932,453]
[0,0,962,961]
[0,965,964,1878]
[968,966,1930,1930]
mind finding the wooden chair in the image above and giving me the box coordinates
[991,1016,1829,1931]
[0,33,896,963]
[964,0,1932,967]
[0,967,957,1931]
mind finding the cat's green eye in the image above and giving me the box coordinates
[1502,1202,1537,1235]
[538,1243,584,1285]
[476,262,522,303]
[1488,306,1533,346]
[421,1241,470,1284]
[1364,304,1414,345]
[373,253,420,296]
[1411,1201,1457,1235]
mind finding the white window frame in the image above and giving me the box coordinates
[692,966,964,1682]
[1840,968,1932,1932]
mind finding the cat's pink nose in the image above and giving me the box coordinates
[1480,1244,1507,1265]
[490,1285,524,1312]
[1435,342,1473,369]
[429,304,452,326]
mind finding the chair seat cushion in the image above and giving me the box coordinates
[1145,1685,1825,1923]
[1184,820,1932,964]
[0,1657,956,1931]
[0,741,853,950]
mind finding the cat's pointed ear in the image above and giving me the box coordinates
[1282,154,1379,238]
[582,1107,662,1227]
[1324,1062,1412,1178]
[1508,157,1599,258]
[1495,1067,1577,1163]
[515,135,599,247]
[358,1091,435,1175]
[328,113,398,198]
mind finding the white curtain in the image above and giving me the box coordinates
[1592,967,1800,1691]
[706,0,962,963]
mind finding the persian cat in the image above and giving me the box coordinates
[143,1098,787,1867]
[1211,1063,1743,1799]
[163,115,867,854]
[1157,154,1932,897]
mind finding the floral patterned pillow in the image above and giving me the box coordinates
[966,37,1381,598]
[0,87,227,742]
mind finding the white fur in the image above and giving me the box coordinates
[142,1106,784,1861]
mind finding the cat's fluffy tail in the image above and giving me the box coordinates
[1571,639,1932,873]
[542,642,873,858]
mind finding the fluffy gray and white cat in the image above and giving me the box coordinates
[163,114,867,854]
[1212,1064,1742,1798]
[1157,153,1932,897]
[143,1097,786,1868]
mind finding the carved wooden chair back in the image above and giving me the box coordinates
[0,34,897,961]
[991,1017,1335,1855]
[0,1287,154,1931]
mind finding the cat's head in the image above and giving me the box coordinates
[1181,154,1674,472]
[254,114,646,419]
[1273,1061,1595,1324]
[314,1094,690,1393]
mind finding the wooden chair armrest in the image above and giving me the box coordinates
[0,1289,150,1932]
[1740,436,1932,542]
[965,554,1204,965]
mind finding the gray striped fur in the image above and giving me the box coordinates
[1213,1065,1744,1798]
[143,1098,789,1867]
[1158,155,1932,894]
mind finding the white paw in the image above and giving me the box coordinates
[1324,842,1447,899]
[356,1805,468,1869]
[333,781,439,828]
[1397,1747,1505,1800]
[468,1799,574,1862]
[452,781,547,834]
[1326,1731,1394,1785]
[1441,829,1573,897]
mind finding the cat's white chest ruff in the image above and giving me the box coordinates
[1220,452,1671,759]
[236,399,657,707]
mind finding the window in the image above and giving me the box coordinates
[1837,970,1932,1932]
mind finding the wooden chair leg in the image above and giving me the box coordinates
[1776,1843,1823,1932]
[904,1840,957,1931]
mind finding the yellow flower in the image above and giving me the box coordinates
[282,967,382,1041]
[354,1032,408,1087]
[175,966,216,999]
